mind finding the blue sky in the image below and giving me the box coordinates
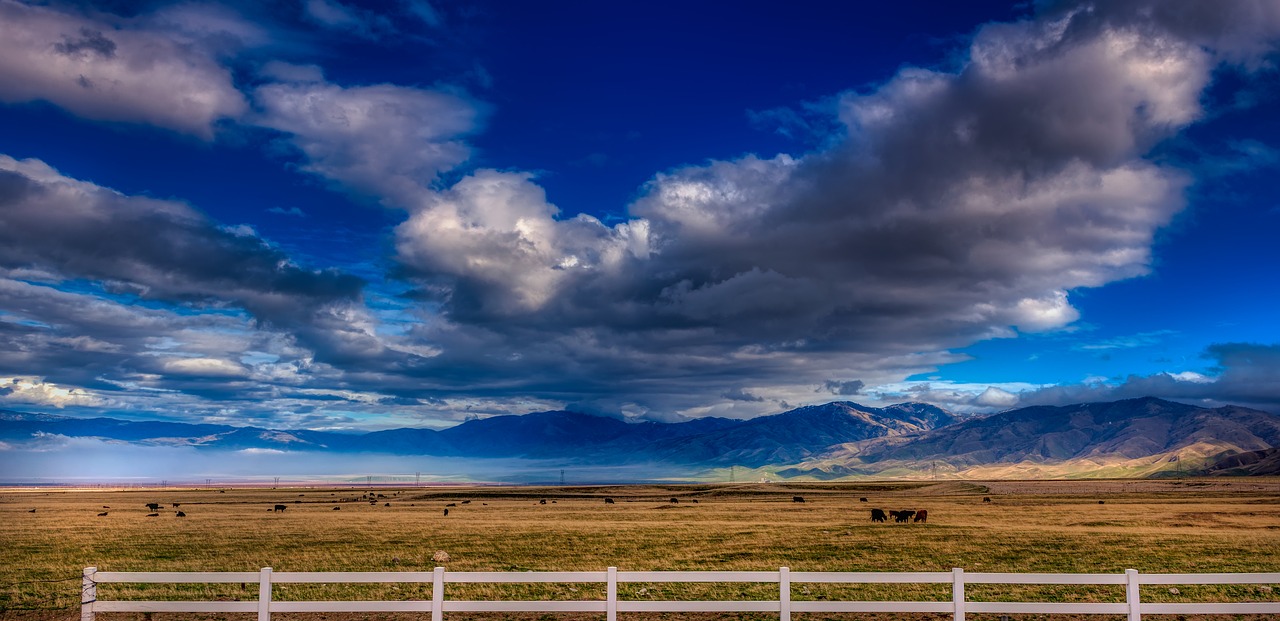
[0,0,1278,431]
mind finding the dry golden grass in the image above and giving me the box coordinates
[2,479,1279,620]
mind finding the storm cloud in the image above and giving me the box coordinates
[382,0,1279,414]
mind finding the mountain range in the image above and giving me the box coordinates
[3,397,1278,478]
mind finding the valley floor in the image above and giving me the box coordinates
[2,479,1279,620]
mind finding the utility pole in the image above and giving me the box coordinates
[273,476,280,489]
[415,472,421,486]
[559,469,566,486]
[730,466,736,483]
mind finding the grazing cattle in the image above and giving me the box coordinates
[983,497,991,503]
[913,509,928,523]
[890,510,916,523]
[446,503,457,507]
[793,496,805,503]
[539,499,547,505]
[692,499,699,504]
[103,506,110,509]
[28,509,35,513]
[145,503,161,511]
[859,498,868,502]
[604,498,615,504]
[98,512,108,517]
[172,503,181,508]
[461,500,471,505]
[384,503,391,507]
[333,506,341,511]
[670,498,679,504]
[443,508,449,516]
[1098,500,1105,504]
[146,513,159,517]
[176,511,186,517]
[870,508,887,522]
[273,504,287,512]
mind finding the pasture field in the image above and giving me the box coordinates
[2,479,1279,621]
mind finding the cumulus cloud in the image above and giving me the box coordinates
[253,78,480,205]
[383,0,1280,418]
[0,376,105,408]
[0,0,249,138]
[0,155,363,326]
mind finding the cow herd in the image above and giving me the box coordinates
[869,507,928,523]
[90,494,939,525]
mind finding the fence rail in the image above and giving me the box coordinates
[81,566,1280,621]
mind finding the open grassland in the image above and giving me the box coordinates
[2,479,1279,620]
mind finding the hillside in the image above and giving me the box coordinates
[783,397,1280,479]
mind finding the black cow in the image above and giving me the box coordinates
[870,508,887,522]
[539,499,547,505]
[145,503,161,511]
[859,497,868,502]
[670,498,679,504]
[384,503,391,507]
[333,506,341,511]
[273,504,287,512]
[692,499,699,503]
[793,496,805,503]
[97,512,108,517]
[446,503,456,507]
[146,513,159,517]
[443,508,449,516]
[172,503,181,508]
[890,510,916,523]
[604,498,615,504]
[461,500,471,505]
[176,511,186,517]
[913,509,927,523]
[983,497,991,503]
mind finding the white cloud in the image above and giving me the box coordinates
[253,80,479,205]
[162,357,249,379]
[0,376,105,408]
[0,0,248,138]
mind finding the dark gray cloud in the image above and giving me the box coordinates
[1013,342,1280,413]
[0,156,362,326]
[385,0,1280,417]
[822,380,865,396]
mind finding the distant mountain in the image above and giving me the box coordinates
[650,401,959,466]
[783,397,1280,479]
[0,401,950,465]
[6,397,1278,478]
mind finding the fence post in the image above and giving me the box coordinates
[607,566,618,621]
[432,566,445,621]
[81,567,96,621]
[779,567,791,621]
[952,567,965,621]
[258,567,272,621]
[1126,569,1141,621]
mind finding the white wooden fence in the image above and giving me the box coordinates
[81,566,1280,620]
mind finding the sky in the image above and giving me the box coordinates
[1,0,1279,433]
